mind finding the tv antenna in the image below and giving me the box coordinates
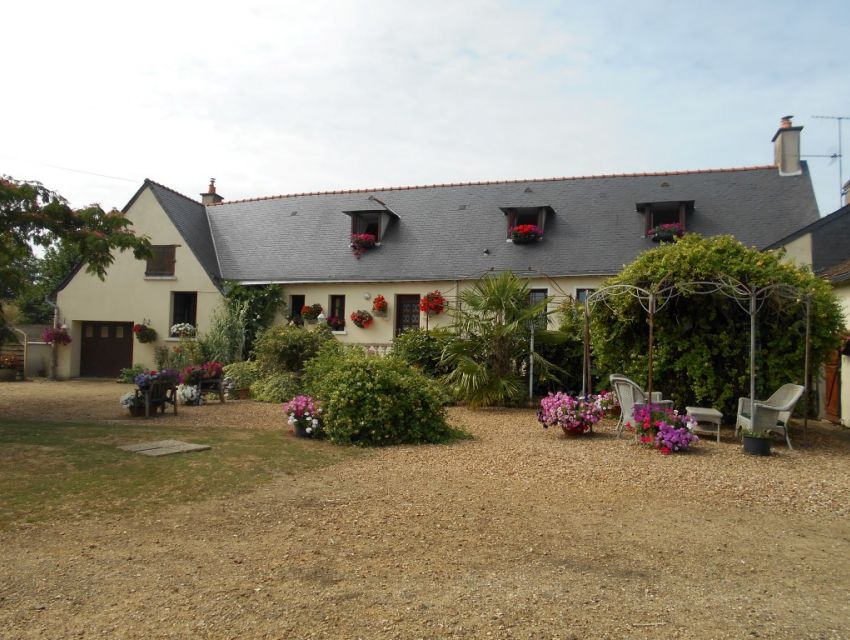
[804,115,850,208]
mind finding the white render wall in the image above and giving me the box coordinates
[55,187,222,378]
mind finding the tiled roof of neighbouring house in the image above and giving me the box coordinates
[200,164,819,283]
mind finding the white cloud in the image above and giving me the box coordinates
[1,0,847,212]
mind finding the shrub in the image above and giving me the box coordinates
[250,372,302,403]
[391,328,456,378]
[306,350,456,446]
[195,301,248,364]
[117,364,146,384]
[253,324,334,374]
[223,361,261,390]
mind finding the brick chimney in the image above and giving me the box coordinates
[771,116,803,176]
[843,179,850,206]
[200,178,223,205]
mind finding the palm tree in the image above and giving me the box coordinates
[441,271,555,407]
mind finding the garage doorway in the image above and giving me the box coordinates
[80,322,133,377]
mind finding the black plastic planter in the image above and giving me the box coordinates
[743,435,771,456]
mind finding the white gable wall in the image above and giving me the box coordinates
[55,186,222,377]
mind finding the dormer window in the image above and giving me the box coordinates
[500,206,554,240]
[636,200,694,237]
[344,207,399,244]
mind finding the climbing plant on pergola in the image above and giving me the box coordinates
[579,235,844,430]
[581,277,819,440]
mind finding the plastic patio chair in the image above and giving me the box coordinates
[609,374,671,437]
[735,383,804,449]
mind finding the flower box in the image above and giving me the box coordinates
[510,224,544,244]
[350,233,377,259]
[648,223,685,243]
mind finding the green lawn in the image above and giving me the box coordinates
[0,419,360,529]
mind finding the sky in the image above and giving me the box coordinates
[2,1,848,214]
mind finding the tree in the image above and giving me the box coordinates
[14,240,82,323]
[591,234,845,417]
[441,271,556,407]
[0,176,151,337]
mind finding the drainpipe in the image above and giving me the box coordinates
[45,297,59,381]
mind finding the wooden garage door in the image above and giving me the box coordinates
[80,322,133,378]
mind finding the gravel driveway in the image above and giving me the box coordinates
[1,380,850,638]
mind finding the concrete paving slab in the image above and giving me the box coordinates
[120,440,211,456]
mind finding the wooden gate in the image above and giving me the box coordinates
[80,321,133,378]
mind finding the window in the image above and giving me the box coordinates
[145,245,176,276]
[351,212,381,241]
[290,294,305,325]
[576,288,596,304]
[529,288,548,331]
[636,200,694,236]
[329,294,346,330]
[171,292,197,334]
[501,206,553,239]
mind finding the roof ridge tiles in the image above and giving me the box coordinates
[144,178,202,205]
[206,165,777,206]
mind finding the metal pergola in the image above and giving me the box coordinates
[581,277,815,443]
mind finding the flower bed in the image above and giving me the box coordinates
[537,392,605,436]
[627,404,699,454]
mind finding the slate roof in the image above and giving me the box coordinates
[203,164,819,283]
[766,201,850,276]
[133,180,222,286]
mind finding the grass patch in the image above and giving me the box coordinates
[0,419,361,529]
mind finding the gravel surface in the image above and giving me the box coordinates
[1,380,850,639]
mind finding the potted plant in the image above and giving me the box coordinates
[326,315,345,331]
[537,392,605,436]
[119,391,145,417]
[510,224,544,244]
[372,294,388,317]
[741,429,771,456]
[170,322,196,338]
[301,303,323,324]
[419,290,446,315]
[42,326,72,346]
[132,322,157,343]
[647,222,685,242]
[282,395,322,438]
[627,404,699,454]
[350,309,373,329]
[350,233,377,259]
[0,353,18,381]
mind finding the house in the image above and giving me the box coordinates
[55,117,819,379]
[768,192,850,427]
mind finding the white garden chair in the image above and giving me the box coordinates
[609,374,671,437]
[735,383,804,449]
